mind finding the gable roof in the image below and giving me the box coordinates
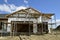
[6,7,42,17]
[6,9,28,17]
[5,7,54,19]
[25,7,42,14]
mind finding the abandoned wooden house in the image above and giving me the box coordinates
[0,7,54,35]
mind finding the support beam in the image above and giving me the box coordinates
[10,23,12,36]
[29,23,30,35]
[41,15,43,34]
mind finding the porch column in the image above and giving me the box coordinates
[33,23,37,34]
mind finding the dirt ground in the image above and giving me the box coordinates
[0,34,60,40]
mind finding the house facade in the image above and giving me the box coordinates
[0,7,54,34]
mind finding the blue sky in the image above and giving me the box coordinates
[0,0,60,19]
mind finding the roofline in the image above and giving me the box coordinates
[0,18,8,19]
[25,7,42,14]
[5,9,28,17]
[5,7,54,19]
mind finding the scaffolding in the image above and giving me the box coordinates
[48,14,57,34]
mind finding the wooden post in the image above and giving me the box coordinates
[51,17,53,34]
[1,22,4,37]
[16,23,17,35]
[1,24,3,37]
[29,22,30,35]
[5,23,7,36]
[10,22,12,36]
[6,23,7,32]
[41,14,43,34]
[13,23,16,36]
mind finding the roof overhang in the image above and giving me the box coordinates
[41,13,54,19]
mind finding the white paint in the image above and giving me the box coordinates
[48,24,52,33]
[8,18,37,23]
[37,16,42,23]
[37,16,49,23]
[33,24,37,33]
[42,16,50,22]
[7,24,11,32]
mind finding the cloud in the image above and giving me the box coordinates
[49,18,60,23]
[9,4,16,10]
[16,6,26,11]
[4,0,8,3]
[24,0,28,3]
[0,4,11,12]
[0,4,26,13]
